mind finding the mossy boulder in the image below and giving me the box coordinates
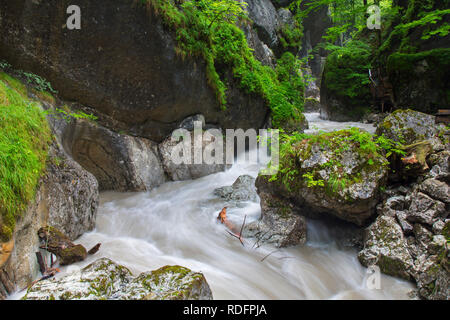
[23,258,213,300]
[259,128,389,226]
[376,109,439,145]
[320,41,372,122]
[358,215,414,280]
[387,49,450,114]
[242,191,307,248]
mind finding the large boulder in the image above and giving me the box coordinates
[63,119,166,192]
[23,258,213,300]
[245,0,280,49]
[44,143,99,240]
[376,109,440,145]
[243,191,307,248]
[1,142,99,294]
[257,129,389,226]
[0,0,269,143]
[214,175,259,203]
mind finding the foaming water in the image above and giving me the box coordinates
[305,113,376,134]
[11,114,413,300]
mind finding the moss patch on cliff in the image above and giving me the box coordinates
[144,0,304,128]
[321,40,372,119]
[0,72,51,242]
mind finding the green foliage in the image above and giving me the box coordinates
[0,74,51,242]
[44,107,98,123]
[321,40,372,117]
[144,0,304,128]
[267,127,404,195]
[22,72,57,94]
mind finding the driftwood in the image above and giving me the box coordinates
[217,207,246,246]
[38,226,101,266]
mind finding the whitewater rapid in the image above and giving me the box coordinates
[11,113,414,300]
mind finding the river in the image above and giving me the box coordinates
[12,113,414,300]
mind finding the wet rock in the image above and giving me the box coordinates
[358,215,414,280]
[362,113,388,126]
[376,109,439,145]
[23,258,212,300]
[64,119,166,192]
[256,129,389,226]
[37,227,87,266]
[243,192,306,248]
[407,192,446,226]
[44,143,99,240]
[419,178,450,204]
[304,98,321,112]
[426,150,450,182]
[158,126,227,181]
[214,175,258,203]
[245,0,280,49]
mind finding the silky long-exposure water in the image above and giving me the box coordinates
[11,113,414,300]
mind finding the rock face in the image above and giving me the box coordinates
[44,143,99,240]
[0,0,269,143]
[245,0,280,49]
[359,180,450,300]
[358,215,414,280]
[23,258,213,300]
[386,49,449,114]
[214,175,258,203]
[64,119,166,191]
[243,191,307,248]
[0,141,99,295]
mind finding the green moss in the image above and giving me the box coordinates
[0,73,51,242]
[266,128,398,199]
[143,0,304,128]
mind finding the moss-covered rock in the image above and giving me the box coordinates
[376,109,439,145]
[320,40,372,122]
[23,258,213,300]
[358,215,414,280]
[259,128,390,226]
[387,49,450,114]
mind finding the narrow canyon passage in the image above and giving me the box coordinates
[11,114,414,300]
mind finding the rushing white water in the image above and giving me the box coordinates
[12,113,414,300]
[305,112,377,134]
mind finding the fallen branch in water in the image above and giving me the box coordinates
[217,207,246,246]
[38,226,101,265]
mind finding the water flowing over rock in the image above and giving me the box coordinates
[64,119,166,192]
[23,258,213,300]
